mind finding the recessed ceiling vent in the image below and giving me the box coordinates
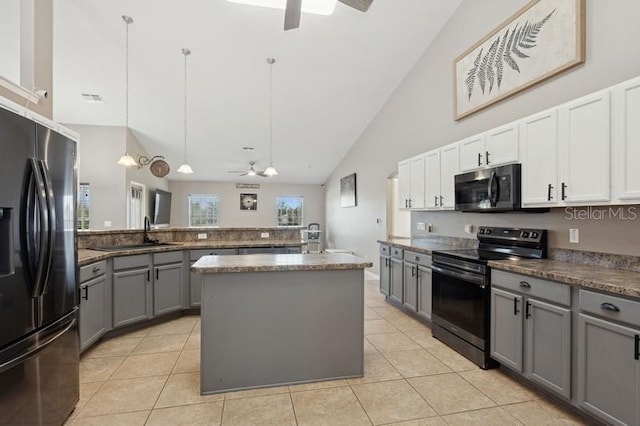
[81,93,104,103]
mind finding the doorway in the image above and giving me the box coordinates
[386,174,410,238]
[128,181,146,229]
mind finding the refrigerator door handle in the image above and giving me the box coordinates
[36,159,56,297]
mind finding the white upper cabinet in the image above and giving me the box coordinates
[424,150,440,209]
[559,90,611,204]
[440,143,460,209]
[397,154,425,210]
[459,123,519,173]
[521,109,559,207]
[398,159,411,210]
[612,76,640,202]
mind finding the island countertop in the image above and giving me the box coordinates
[192,253,372,273]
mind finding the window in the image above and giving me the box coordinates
[77,183,90,230]
[189,194,219,227]
[277,196,303,226]
[129,182,145,229]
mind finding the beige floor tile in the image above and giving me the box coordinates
[291,386,371,425]
[155,372,224,408]
[409,373,495,415]
[111,352,180,380]
[119,327,152,338]
[366,299,390,309]
[67,410,150,425]
[502,400,587,425]
[131,334,188,355]
[441,406,521,425]
[83,337,142,358]
[364,308,383,320]
[351,379,437,425]
[221,393,296,426]
[79,376,167,417]
[146,402,223,426]
[224,384,289,400]
[365,319,400,335]
[184,332,201,351]
[172,349,200,374]
[348,354,402,385]
[79,357,126,383]
[402,328,445,349]
[366,332,421,353]
[372,306,405,319]
[460,369,539,405]
[386,315,429,332]
[384,417,446,425]
[289,379,349,392]
[363,338,379,355]
[70,382,103,419]
[147,316,198,336]
[426,347,478,372]
[384,349,452,378]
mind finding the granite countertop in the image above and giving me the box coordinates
[489,259,640,299]
[192,253,373,273]
[378,238,471,255]
[78,240,303,266]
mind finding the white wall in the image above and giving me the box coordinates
[324,0,640,272]
[169,181,325,230]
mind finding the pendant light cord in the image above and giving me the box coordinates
[268,58,274,165]
[124,16,131,129]
[183,49,189,163]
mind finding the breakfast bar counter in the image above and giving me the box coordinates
[192,253,372,394]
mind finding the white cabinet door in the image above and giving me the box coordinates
[398,159,411,209]
[410,154,425,209]
[459,134,485,172]
[521,109,559,206]
[612,76,640,201]
[424,150,440,209]
[485,122,519,167]
[440,143,459,209]
[559,90,611,203]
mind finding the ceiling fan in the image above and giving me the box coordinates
[285,0,373,30]
[227,161,269,177]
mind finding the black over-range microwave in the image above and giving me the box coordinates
[454,163,524,212]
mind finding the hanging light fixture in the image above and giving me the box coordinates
[177,48,194,174]
[263,57,278,177]
[117,15,138,167]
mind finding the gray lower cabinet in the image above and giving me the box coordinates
[189,248,238,307]
[389,257,403,304]
[577,290,640,426]
[379,255,390,296]
[112,255,152,328]
[286,246,302,254]
[79,261,108,351]
[491,271,572,400]
[403,263,418,311]
[403,251,432,318]
[154,263,183,316]
[417,265,432,321]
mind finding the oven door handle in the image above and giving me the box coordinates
[431,264,486,287]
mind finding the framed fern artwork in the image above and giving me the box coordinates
[454,0,585,120]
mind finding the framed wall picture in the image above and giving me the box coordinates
[340,173,357,207]
[240,193,258,211]
[454,0,585,120]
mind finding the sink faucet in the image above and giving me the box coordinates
[143,216,158,244]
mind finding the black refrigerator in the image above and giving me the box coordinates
[0,105,79,425]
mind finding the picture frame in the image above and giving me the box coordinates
[240,193,258,211]
[340,173,357,207]
[453,0,585,120]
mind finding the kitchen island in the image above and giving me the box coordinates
[192,253,372,394]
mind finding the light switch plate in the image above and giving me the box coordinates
[464,224,474,234]
[261,232,269,238]
[104,220,112,228]
[569,228,579,243]
[417,222,426,231]
[197,233,207,240]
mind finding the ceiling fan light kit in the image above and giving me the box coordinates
[178,48,194,174]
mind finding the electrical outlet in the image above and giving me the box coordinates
[104,220,112,228]
[197,233,207,240]
[464,224,474,234]
[417,222,426,231]
[261,232,269,238]
[569,228,579,243]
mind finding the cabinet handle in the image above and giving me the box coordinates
[409,199,413,208]
[525,301,532,319]
[82,286,88,301]
[147,270,150,282]
[434,196,438,207]
[561,182,567,200]
[600,302,620,312]
[477,152,482,167]
[411,265,416,278]
[635,335,639,361]
[92,266,100,273]
[485,151,490,165]
[156,269,159,280]
[547,184,554,201]
[519,281,531,288]
[513,298,520,315]
[416,268,420,279]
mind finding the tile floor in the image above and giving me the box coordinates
[67,278,587,425]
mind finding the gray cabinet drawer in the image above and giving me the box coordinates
[379,244,390,256]
[80,260,107,283]
[492,270,570,307]
[579,289,640,328]
[403,250,431,267]
[113,254,150,271]
[391,247,403,260]
[190,248,237,261]
[153,251,184,265]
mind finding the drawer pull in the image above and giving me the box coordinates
[635,335,639,361]
[525,301,532,319]
[600,302,620,312]
[519,281,531,288]
[513,298,520,315]
[92,266,100,273]
[82,286,88,301]
[414,256,420,261]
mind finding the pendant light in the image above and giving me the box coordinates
[177,48,194,174]
[263,57,278,177]
[117,15,138,167]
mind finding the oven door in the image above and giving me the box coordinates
[431,264,489,350]
[454,164,521,212]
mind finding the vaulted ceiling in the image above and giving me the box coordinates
[53,0,461,183]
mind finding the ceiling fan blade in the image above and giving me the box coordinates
[338,0,373,12]
[256,172,269,178]
[284,0,301,30]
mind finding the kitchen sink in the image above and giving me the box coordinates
[90,242,180,252]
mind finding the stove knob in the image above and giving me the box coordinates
[484,229,492,235]
[521,231,530,238]
[479,228,486,234]
[530,232,539,239]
